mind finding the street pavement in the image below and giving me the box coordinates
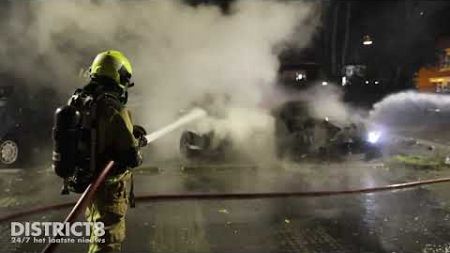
[0,157,449,252]
[0,125,450,252]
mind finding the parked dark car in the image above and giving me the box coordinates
[0,84,56,167]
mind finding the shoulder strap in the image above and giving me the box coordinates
[95,92,124,116]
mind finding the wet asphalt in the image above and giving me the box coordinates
[0,125,450,253]
[0,157,449,253]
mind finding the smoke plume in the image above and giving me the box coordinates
[300,84,366,124]
[0,0,320,161]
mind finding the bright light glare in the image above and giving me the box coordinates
[322,81,328,86]
[363,35,373,46]
[295,72,305,81]
[367,131,381,144]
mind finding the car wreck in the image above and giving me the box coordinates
[179,100,382,162]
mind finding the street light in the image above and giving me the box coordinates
[362,35,373,46]
[295,72,305,81]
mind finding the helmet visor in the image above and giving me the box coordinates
[118,66,134,88]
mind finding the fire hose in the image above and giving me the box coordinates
[29,178,450,253]
[0,107,442,252]
[41,161,115,253]
[1,176,449,224]
[10,175,450,252]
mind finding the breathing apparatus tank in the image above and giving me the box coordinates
[52,105,80,178]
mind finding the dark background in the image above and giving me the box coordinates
[187,0,450,106]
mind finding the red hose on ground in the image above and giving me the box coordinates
[1,175,449,224]
[40,161,115,253]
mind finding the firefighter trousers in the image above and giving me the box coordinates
[85,171,131,253]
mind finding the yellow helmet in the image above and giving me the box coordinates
[89,50,133,88]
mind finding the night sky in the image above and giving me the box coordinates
[189,0,450,93]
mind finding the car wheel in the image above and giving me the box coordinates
[180,131,198,159]
[0,139,20,166]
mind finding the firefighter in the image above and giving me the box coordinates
[84,50,146,252]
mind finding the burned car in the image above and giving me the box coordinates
[178,92,382,162]
[274,101,382,161]
[178,93,234,161]
[179,130,232,161]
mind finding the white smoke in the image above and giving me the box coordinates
[301,84,364,124]
[274,83,367,125]
[0,0,320,160]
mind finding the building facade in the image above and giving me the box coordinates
[416,39,450,93]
